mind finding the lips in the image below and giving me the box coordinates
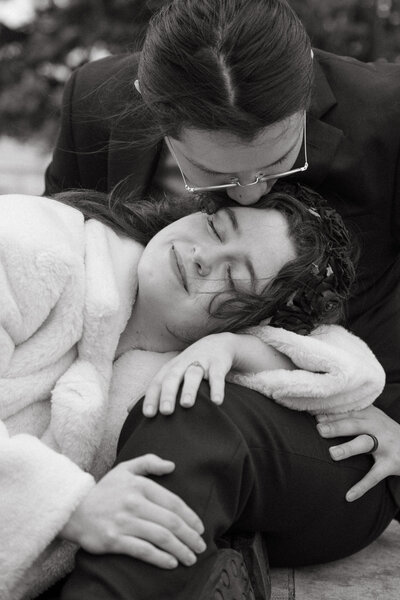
[171,244,189,292]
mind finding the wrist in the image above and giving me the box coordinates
[58,505,85,544]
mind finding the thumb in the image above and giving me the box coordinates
[124,454,176,476]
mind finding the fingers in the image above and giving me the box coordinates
[143,360,227,417]
[345,462,389,502]
[208,364,225,406]
[123,456,205,535]
[139,476,205,535]
[123,516,204,567]
[115,536,180,569]
[125,454,176,476]
[142,363,183,418]
[179,363,207,408]
[143,381,162,418]
[316,413,351,424]
[316,418,363,439]
[126,504,206,565]
[143,363,208,417]
[135,499,207,555]
[328,434,376,461]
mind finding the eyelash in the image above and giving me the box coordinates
[206,215,234,289]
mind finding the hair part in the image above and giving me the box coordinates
[121,0,313,146]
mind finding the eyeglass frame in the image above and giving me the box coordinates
[165,112,308,193]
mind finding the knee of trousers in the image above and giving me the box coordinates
[114,381,262,521]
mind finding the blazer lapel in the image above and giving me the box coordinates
[295,54,345,188]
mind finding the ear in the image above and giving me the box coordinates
[134,79,141,94]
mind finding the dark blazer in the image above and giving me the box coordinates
[44,49,400,420]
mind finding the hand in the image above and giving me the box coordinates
[316,405,400,502]
[143,333,237,417]
[60,454,206,569]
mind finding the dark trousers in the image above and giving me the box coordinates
[53,382,397,600]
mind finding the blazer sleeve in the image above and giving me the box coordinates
[44,69,83,195]
[227,324,386,414]
[44,54,138,196]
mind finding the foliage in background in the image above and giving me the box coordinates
[0,0,399,145]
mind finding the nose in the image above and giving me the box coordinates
[226,178,272,205]
[191,242,229,281]
[192,246,212,277]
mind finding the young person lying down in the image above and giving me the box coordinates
[0,183,384,599]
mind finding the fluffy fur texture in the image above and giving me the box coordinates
[0,196,141,599]
[229,324,385,414]
[0,195,385,599]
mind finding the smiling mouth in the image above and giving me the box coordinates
[172,244,189,292]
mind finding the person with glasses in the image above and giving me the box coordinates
[43,0,400,598]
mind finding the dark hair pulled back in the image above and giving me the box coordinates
[137,0,313,141]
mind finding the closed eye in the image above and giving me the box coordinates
[207,215,222,241]
[205,215,236,290]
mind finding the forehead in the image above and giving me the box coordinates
[230,207,297,285]
[172,113,303,174]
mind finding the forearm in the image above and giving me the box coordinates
[230,333,295,374]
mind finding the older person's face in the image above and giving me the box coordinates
[166,112,304,205]
[136,206,296,343]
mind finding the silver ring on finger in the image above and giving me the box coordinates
[188,361,205,375]
[364,433,379,453]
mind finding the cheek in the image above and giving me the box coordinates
[166,297,216,341]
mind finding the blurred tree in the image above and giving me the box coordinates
[289,0,400,61]
[0,0,399,145]
[0,0,155,143]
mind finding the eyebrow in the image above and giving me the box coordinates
[180,134,301,175]
[221,208,257,290]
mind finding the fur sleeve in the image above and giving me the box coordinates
[227,324,385,414]
[0,431,95,600]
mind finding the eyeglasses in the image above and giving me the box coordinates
[166,112,308,193]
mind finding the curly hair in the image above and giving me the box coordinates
[54,182,357,336]
[205,183,358,335]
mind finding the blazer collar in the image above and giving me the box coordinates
[299,54,345,188]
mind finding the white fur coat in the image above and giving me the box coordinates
[0,195,385,600]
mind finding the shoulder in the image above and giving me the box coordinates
[314,48,400,102]
[67,53,140,119]
[0,195,84,257]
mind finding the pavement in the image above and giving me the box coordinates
[271,519,400,600]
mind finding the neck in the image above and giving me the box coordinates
[116,295,185,356]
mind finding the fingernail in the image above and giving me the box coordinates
[143,405,156,417]
[167,557,178,568]
[195,520,205,535]
[185,552,197,566]
[330,446,344,459]
[196,539,207,553]
[346,490,357,502]
[181,394,192,407]
[317,424,330,434]
[161,401,172,413]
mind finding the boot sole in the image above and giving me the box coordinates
[198,532,271,600]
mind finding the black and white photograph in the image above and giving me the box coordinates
[0,1,399,598]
